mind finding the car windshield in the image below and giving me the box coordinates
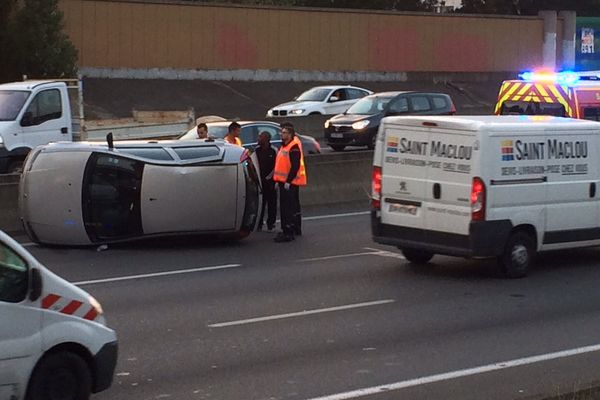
[0,90,30,121]
[179,125,229,140]
[296,88,331,102]
[346,96,393,115]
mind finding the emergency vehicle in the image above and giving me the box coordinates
[0,230,117,399]
[372,115,600,278]
[494,70,600,121]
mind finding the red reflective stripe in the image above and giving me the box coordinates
[83,307,99,321]
[41,294,61,309]
[61,300,83,315]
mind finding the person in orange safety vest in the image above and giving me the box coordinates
[273,122,306,242]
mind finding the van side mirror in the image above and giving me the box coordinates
[29,268,43,302]
[21,112,33,127]
[329,96,339,103]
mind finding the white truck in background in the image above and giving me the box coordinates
[0,79,195,174]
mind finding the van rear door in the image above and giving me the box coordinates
[380,123,430,231]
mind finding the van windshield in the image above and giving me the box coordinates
[346,96,393,115]
[500,101,567,117]
[0,90,31,121]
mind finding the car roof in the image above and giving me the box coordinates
[305,85,370,91]
[206,120,279,127]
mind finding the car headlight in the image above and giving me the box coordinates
[324,120,330,129]
[352,120,370,130]
[289,109,305,115]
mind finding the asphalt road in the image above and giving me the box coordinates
[19,211,600,400]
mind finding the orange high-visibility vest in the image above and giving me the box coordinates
[274,136,307,186]
[225,135,242,146]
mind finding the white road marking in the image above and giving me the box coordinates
[208,299,396,328]
[363,247,406,260]
[304,343,600,400]
[303,211,370,221]
[74,264,242,286]
[298,251,380,263]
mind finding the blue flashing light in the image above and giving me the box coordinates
[519,71,535,81]
[518,70,580,85]
[556,71,579,85]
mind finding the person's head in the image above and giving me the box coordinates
[280,123,295,144]
[196,123,208,139]
[258,131,271,147]
[228,122,241,137]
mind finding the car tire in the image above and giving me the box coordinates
[401,248,434,264]
[27,351,92,400]
[330,145,345,152]
[309,112,322,115]
[497,231,535,279]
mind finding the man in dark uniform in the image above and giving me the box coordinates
[255,131,277,232]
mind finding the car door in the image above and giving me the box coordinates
[140,146,238,234]
[0,239,42,399]
[18,88,69,149]
[331,89,356,114]
[323,89,341,115]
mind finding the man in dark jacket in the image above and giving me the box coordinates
[255,131,277,232]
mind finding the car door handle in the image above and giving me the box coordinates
[61,127,68,134]
[590,182,596,198]
[433,183,441,199]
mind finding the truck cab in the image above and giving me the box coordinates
[0,80,74,173]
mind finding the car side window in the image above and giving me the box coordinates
[330,90,345,102]
[410,96,432,112]
[241,126,258,145]
[0,241,28,303]
[346,89,366,100]
[256,125,280,145]
[21,89,62,127]
[388,97,409,114]
[432,96,449,110]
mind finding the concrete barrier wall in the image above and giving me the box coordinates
[0,153,372,233]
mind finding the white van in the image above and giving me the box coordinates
[0,230,117,399]
[372,115,600,278]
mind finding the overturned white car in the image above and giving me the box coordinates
[19,139,261,245]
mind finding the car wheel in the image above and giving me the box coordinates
[27,352,92,400]
[497,231,535,278]
[367,133,377,150]
[330,145,345,152]
[401,248,434,264]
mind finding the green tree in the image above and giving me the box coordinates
[6,0,78,81]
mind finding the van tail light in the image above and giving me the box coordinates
[471,177,486,221]
[372,166,382,209]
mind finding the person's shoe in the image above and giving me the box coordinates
[267,225,275,233]
[274,232,294,243]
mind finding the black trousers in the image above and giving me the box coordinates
[293,184,302,234]
[258,179,277,229]
[279,183,299,236]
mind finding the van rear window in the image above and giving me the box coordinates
[500,101,566,117]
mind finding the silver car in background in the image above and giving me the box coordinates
[19,140,261,245]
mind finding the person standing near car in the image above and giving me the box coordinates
[224,122,242,146]
[196,122,209,139]
[281,121,304,236]
[255,131,277,232]
[273,123,306,242]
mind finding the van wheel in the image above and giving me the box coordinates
[498,231,535,279]
[330,145,345,152]
[27,352,92,400]
[402,248,434,264]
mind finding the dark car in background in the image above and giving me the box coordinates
[324,92,456,151]
[180,121,321,154]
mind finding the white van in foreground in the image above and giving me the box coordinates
[0,230,117,399]
[372,115,600,278]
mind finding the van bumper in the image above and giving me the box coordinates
[92,341,118,393]
[371,210,513,258]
